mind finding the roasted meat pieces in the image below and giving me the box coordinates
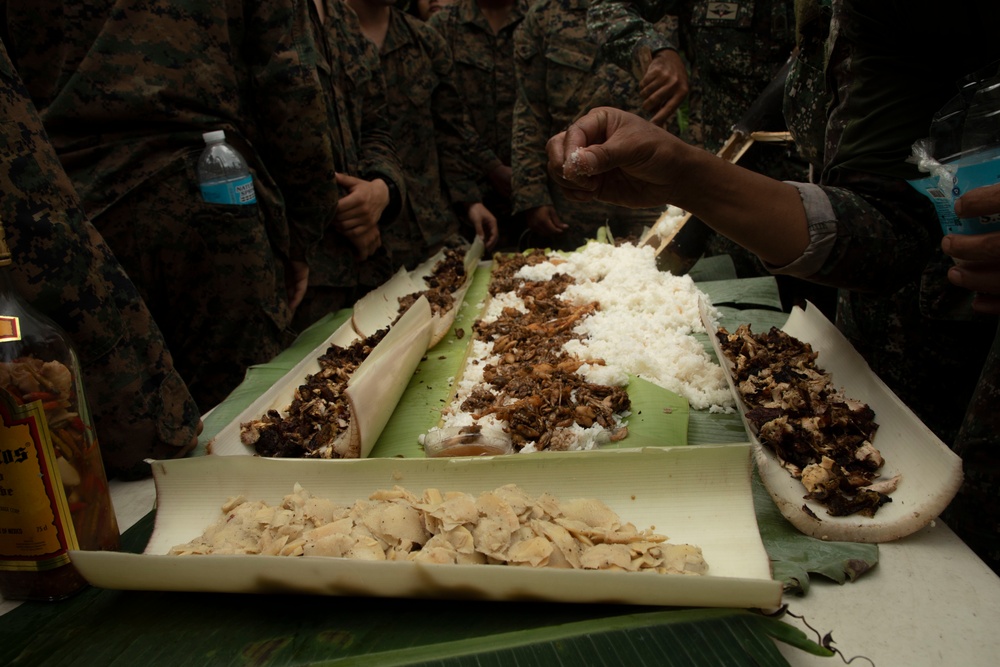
[397,247,467,317]
[717,324,897,518]
[453,250,630,451]
[239,329,388,459]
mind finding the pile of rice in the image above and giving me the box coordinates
[431,241,735,452]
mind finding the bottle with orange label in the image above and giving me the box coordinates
[0,216,120,601]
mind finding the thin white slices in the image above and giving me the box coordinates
[69,447,782,607]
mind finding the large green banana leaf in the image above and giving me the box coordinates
[47,254,872,666]
[0,513,831,667]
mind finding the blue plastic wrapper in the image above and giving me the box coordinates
[908,61,1000,235]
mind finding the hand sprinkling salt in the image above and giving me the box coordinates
[565,147,592,180]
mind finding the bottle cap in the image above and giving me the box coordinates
[202,130,226,144]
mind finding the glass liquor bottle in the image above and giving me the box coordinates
[0,216,120,601]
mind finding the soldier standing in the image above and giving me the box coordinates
[293,0,407,332]
[0,43,201,480]
[512,0,664,251]
[429,0,527,251]
[346,0,498,268]
[1,0,343,411]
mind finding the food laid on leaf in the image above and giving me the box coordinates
[211,241,484,459]
[714,324,898,519]
[168,482,709,575]
[353,238,483,346]
[422,241,734,456]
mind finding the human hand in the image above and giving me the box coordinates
[285,259,309,311]
[466,201,499,250]
[641,49,689,127]
[942,183,1000,314]
[488,164,513,199]
[526,205,567,237]
[334,172,384,259]
[546,106,685,209]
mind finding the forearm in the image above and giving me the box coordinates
[670,147,810,266]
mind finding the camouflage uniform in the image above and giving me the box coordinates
[592,0,1000,569]
[783,0,1000,567]
[588,0,797,154]
[294,0,406,332]
[1,0,342,411]
[771,0,1000,448]
[0,43,200,480]
[588,0,825,311]
[378,7,485,269]
[512,0,664,251]
[428,0,527,250]
[942,323,1000,571]
[795,0,999,574]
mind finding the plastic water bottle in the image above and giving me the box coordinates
[196,130,257,205]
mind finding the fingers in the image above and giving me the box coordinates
[970,293,1000,315]
[545,111,608,194]
[648,93,684,128]
[944,230,1000,314]
[335,172,363,188]
[527,206,566,236]
[644,84,687,127]
[955,183,1000,218]
[942,231,1000,263]
[351,227,382,260]
[285,260,309,311]
[479,216,499,250]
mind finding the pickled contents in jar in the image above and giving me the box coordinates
[0,357,120,601]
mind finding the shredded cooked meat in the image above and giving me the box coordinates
[716,324,897,518]
[239,329,388,459]
[239,249,469,460]
[397,247,468,317]
[451,250,630,452]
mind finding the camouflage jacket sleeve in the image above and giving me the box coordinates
[0,44,200,479]
[243,0,341,262]
[418,19,483,206]
[510,3,554,214]
[427,7,503,174]
[772,179,942,296]
[586,0,680,69]
[771,0,1000,302]
[352,28,405,208]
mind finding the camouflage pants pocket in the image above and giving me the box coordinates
[94,156,288,409]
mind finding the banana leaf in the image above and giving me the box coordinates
[128,254,872,665]
[0,516,830,667]
[754,470,879,595]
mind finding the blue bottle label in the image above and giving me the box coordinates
[200,176,257,205]
[908,147,1000,235]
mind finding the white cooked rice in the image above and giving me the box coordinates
[429,240,735,451]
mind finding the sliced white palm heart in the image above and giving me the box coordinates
[168,482,709,575]
[423,242,734,455]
